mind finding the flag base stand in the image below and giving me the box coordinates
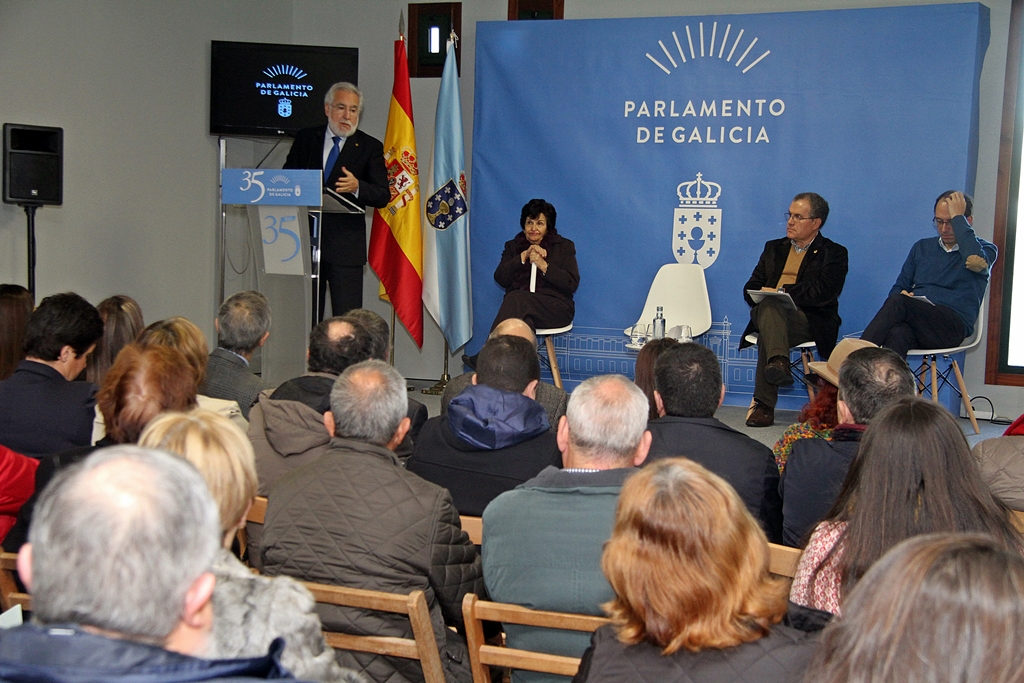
[422,341,452,395]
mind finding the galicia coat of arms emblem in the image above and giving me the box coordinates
[672,172,721,269]
[277,98,293,117]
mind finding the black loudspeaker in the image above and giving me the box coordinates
[3,124,63,206]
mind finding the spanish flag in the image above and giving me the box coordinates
[369,37,424,346]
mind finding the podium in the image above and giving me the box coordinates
[220,168,322,387]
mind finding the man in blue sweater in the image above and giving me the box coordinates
[862,190,996,357]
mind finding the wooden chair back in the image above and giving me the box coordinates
[236,495,268,561]
[768,542,802,578]
[0,552,30,612]
[462,593,611,683]
[460,515,483,545]
[303,581,446,683]
[1012,509,1024,533]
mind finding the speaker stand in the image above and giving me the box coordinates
[21,204,39,297]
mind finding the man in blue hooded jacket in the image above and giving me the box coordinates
[408,335,561,516]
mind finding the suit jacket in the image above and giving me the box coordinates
[741,233,849,358]
[283,125,389,266]
[0,361,97,459]
[646,415,783,543]
[201,348,263,419]
[440,372,568,432]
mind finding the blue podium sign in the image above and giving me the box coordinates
[221,168,322,206]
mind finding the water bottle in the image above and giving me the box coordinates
[653,306,666,340]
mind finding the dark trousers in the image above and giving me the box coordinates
[861,294,965,358]
[315,261,363,325]
[751,298,811,408]
[490,290,574,331]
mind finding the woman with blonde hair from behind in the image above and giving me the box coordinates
[804,533,1024,683]
[139,410,365,683]
[573,457,818,683]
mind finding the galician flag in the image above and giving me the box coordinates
[369,36,424,346]
[423,37,472,350]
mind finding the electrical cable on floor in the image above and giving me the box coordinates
[969,395,1012,425]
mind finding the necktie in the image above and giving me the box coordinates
[324,136,341,180]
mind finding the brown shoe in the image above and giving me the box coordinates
[764,355,794,387]
[746,401,775,427]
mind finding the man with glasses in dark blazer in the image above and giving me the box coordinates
[284,82,389,323]
[740,192,849,427]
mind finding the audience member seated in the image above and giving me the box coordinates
[0,284,33,381]
[772,382,837,473]
[790,397,1021,616]
[140,410,365,683]
[573,458,819,683]
[408,335,560,516]
[483,374,650,683]
[780,346,915,547]
[248,316,376,497]
[645,342,782,542]
[442,318,567,432]
[772,340,875,473]
[631,337,678,420]
[85,294,144,385]
[346,308,428,443]
[136,316,247,431]
[972,412,1024,511]
[3,343,198,552]
[201,291,271,420]
[805,534,1024,683]
[0,445,37,542]
[0,292,103,458]
[0,446,296,682]
[261,360,482,683]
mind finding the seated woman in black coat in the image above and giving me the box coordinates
[573,457,818,683]
[491,198,579,331]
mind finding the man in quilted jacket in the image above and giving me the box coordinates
[261,360,482,683]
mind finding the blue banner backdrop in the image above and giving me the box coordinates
[469,4,989,408]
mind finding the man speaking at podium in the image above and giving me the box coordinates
[285,82,389,323]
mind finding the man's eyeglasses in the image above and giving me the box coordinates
[329,104,358,114]
[932,217,955,229]
[785,212,817,222]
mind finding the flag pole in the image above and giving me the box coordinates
[422,340,451,395]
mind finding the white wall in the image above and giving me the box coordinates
[1,0,1019,416]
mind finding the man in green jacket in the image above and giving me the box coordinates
[482,374,651,683]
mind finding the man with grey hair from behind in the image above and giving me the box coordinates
[261,360,483,683]
[202,290,271,419]
[346,308,429,444]
[0,446,297,682]
[482,375,651,683]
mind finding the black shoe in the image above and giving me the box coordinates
[764,355,794,387]
[462,353,478,371]
[746,401,775,428]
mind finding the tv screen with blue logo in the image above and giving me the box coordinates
[210,41,358,137]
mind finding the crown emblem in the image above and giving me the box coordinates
[676,172,721,206]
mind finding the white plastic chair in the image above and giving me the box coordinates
[906,301,985,434]
[624,264,713,339]
[530,263,572,389]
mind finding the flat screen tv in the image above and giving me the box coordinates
[210,40,358,137]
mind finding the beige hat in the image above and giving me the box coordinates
[807,338,878,387]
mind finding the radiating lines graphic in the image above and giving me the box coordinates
[644,22,770,75]
[263,64,308,79]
